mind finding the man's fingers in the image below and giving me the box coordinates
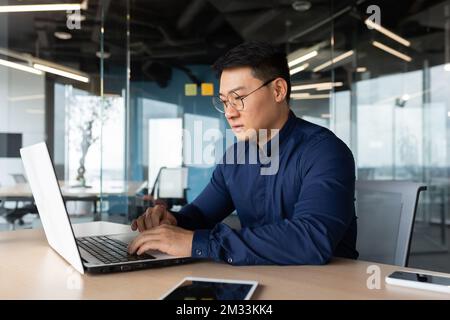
[151,205,164,227]
[128,226,171,253]
[128,233,161,254]
[160,219,172,225]
[153,198,167,208]
[143,208,154,230]
[131,219,137,231]
[136,241,163,255]
[136,216,146,232]
[167,213,177,226]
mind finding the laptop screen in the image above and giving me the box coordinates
[20,142,85,274]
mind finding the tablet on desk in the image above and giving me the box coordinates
[160,277,258,300]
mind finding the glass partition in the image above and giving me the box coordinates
[1,0,449,273]
[0,1,104,228]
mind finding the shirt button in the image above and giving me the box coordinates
[227,257,233,264]
[195,249,202,256]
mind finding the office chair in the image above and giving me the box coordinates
[153,167,189,209]
[1,175,38,230]
[133,167,189,219]
[0,197,38,231]
[355,180,427,267]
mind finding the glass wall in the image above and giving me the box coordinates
[0,0,106,226]
[1,0,449,272]
[1,1,142,227]
[326,1,450,268]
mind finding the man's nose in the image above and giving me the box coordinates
[225,105,240,119]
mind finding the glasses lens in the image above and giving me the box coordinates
[212,92,244,113]
[212,96,225,113]
[229,92,244,111]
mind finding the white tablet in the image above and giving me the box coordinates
[160,277,258,300]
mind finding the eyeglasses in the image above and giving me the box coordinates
[212,78,276,113]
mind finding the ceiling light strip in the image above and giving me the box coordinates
[313,50,354,72]
[372,41,412,62]
[33,63,89,83]
[0,58,43,75]
[288,51,318,68]
[365,19,410,47]
[0,4,82,13]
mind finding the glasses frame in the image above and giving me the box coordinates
[213,78,276,113]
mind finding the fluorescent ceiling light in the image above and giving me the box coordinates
[33,63,89,83]
[301,94,330,100]
[321,113,331,118]
[313,50,354,72]
[289,63,309,76]
[372,41,412,62]
[316,83,344,91]
[291,93,330,100]
[0,58,43,75]
[292,82,343,91]
[288,50,318,67]
[0,4,82,13]
[54,31,72,40]
[356,67,367,72]
[365,19,410,47]
[0,47,90,83]
[96,51,111,59]
[291,93,310,99]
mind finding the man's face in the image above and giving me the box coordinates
[219,67,280,141]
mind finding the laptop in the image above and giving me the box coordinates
[20,142,192,274]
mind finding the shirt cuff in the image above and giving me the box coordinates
[191,229,211,259]
[170,203,204,230]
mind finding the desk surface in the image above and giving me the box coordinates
[0,221,449,300]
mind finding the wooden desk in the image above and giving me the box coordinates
[0,222,449,300]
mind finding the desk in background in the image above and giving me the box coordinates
[0,181,146,222]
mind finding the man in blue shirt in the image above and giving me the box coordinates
[128,41,358,265]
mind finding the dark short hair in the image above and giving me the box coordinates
[212,41,291,103]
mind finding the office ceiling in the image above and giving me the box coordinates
[0,0,448,90]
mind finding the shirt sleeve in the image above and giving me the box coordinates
[171,163,235,231]
[190,134,356,265]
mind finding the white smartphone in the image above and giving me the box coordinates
[385,271,450,294]
[160,277,258,300]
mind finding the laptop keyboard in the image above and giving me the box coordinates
[76,236,156,264]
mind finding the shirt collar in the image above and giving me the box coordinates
[259,110,297,160]
[277,110,297,147]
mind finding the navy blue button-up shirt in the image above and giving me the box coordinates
[172,110,358,265]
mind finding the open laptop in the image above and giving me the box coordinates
[20,142,192,274]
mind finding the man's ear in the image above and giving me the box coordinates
[272,78,288,103]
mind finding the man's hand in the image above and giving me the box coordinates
[128,224,194,257]
[131,204,177,232]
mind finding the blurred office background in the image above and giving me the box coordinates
[0,0,449,272]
